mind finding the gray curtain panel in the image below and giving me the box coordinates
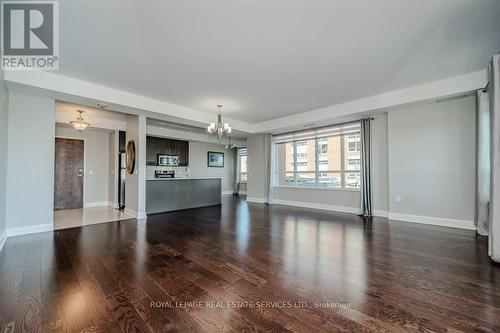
[475,89,490,236]
[489,54,500,262]
[360,118,373,216]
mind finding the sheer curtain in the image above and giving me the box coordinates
[489,54,500,262]
[267,135,276,204]
[360,118,373,216]
[475,89,490,236]
[233,148,240,195]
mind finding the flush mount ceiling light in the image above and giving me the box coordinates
[70,110,90,132]
[208,104,232,139]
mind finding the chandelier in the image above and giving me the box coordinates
[70,110,90,132]
[225,135,236,149]
[208,104,232,138]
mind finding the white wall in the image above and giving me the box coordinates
[125,115,147,218]
[271,116,389,214]
[247,134,270,201]
[273,187,360,212]
[55,125,111,206]
[188,141,235,193]
[372,113,389,215]
[6,92,55,234]
[387,96,476,228]
[0,71,8,247]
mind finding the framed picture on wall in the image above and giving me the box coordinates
[207,151,224,167]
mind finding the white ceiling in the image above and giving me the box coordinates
[56,0,500,123]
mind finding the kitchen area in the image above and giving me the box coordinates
[146,135,233,215]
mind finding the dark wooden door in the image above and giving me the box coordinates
[54,138,84,210]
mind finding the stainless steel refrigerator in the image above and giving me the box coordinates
[118,152,126,210]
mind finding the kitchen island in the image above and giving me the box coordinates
[146,178,222,215]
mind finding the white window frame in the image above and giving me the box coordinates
[273,122,361,191]
[238,149,247,183]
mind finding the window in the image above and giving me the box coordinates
[348,134,360,152]
[274,122,361,190]
[318,139,328,154]
[318,160,328,171]
[238,148,247,182]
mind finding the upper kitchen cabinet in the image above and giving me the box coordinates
[146,136,189,166]
[175,140,189,166]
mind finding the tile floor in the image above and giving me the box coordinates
[53,206,134,230]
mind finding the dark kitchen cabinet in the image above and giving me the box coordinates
[175,140,189,166]
[146,136,189,166]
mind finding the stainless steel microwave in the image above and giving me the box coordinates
[157,154,179,166]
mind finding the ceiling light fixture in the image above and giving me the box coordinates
[225,135,236,149]
[208,104,232,139]
[70,110,90,132]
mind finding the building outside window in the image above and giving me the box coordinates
[238,148,247,182]
[318,139,328,154]
[274,122,361,189]
[348,134,360,152]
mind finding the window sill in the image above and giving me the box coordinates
[273,185,360,192]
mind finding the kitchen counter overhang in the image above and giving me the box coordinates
[146,178,222,214]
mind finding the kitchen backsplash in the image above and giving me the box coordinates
[146,166,189,180]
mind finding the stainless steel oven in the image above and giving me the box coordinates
[157,154,179,166]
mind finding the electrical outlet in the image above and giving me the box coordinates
[395,194,401,202]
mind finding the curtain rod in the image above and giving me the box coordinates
[273,117,375,137]
[483,82,489,93]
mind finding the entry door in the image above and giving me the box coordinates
[54,138,84,210]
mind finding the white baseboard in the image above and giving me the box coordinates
[0,231,7,251]
[84,201,109,208]
[388,212,475,230]
[246,197,267,204]
[273,199,359,214]
[7,223,53,237]
[108,201,119,209]
[374,210,388,218]
[123,208,147,220]
[222,191,233,195]
[124,208,137,218]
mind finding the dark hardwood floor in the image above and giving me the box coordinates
[1,195,499,332]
